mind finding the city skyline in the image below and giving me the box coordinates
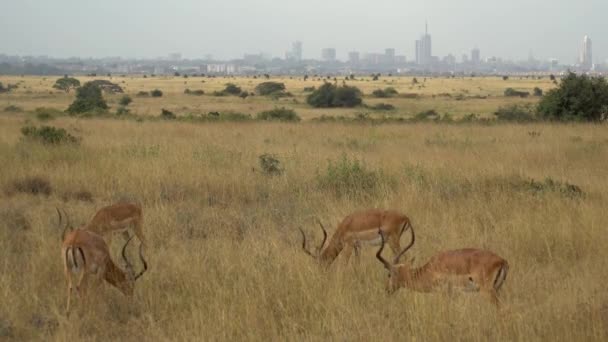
[1,0,606,63]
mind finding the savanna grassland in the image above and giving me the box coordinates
[0,75,607,341]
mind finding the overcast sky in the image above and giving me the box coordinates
[1,0,606,64]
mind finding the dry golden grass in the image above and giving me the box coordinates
[0,77,607,340]
[0,75,552,119]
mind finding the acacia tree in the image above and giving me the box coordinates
[53,77,81,93]
[66,82,108,114]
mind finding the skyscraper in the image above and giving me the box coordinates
[292,41,302,62]
[580,35,593,70]
[321,48,336,62]
[471,48,480,64]
[415,22,432,65]
[385,48,395,64]
[348,51,360,65]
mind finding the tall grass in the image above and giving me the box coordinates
[0,115,607,340]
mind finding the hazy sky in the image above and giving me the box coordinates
[1,0,606,63]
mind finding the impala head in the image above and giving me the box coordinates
[376,226,415,294]
[298,219,328,260]
[117,235,148,296]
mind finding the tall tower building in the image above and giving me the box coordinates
[385,48,395,64]
[348,51,360,65]
[580,35,593,69]
[321,48,336,62]
[292,41,302,61]
[415,22,432,65]
[471,48,480,64]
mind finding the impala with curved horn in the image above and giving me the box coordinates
[375,226,509,307]
[60,211,147,314]
[299,209,413,267]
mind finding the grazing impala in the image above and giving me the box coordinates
[375,226,509,307]
[61,220,147,314]
[84,202,146,248]
[299,209,412,267]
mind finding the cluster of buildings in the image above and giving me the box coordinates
[0,25,603,76]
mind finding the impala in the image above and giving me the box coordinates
[60,212,147,314]
[375,226,509,307]
[299,209,413,267]
[84,202,146,248]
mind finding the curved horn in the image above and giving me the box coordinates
[375,229,392,271]
[122,235,135,269]
[316,219,328,252]
[298,227,316,258]
[58,207,71,239]
[393,223,415,264]
[133,242,148,281]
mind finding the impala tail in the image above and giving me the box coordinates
[65,246,86,273]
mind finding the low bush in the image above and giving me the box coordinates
[160,109,176,120]
[4,176,52,196]
[258,154,283,176]
[184,89,205,96]
[372,87,398,98]
[4,105,23,112]
[256,107,300,122]
[307,83,363,108]
[137,91,150,97]
[504,88,530,97]
[255,82,286,96]
[21,125,80,145]
[494,104,537,122]
[370,103,395,111]
[150,89,163,97]
[34,107,62,121]
[119,95,133,106]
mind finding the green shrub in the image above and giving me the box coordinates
[116,106,130,115]
[223,83,242,95]
[4,176,52,196]
[372,87,398,98]
[256,107,300,122]
[184,89,204,96]
[504,88,530,97]
[21,125,80,145]
[151,89,163,97]
[119,95,133,106]
[66,82,108,114]
[533,87,543,97]
[412,110,440,121]
[34,107,62,121]
[160,109,176,120]
[255,82,286,96]
[307,83,362,108]
[537,72,608,122]
[258,154,283,176]
[494,104,537,122]
[5,105,23,112]
[371,103,395,111]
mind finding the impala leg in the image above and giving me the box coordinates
[342,243,354,265]
[482,288,501,308]
[65,271,73,315]
[353,241,361,265]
